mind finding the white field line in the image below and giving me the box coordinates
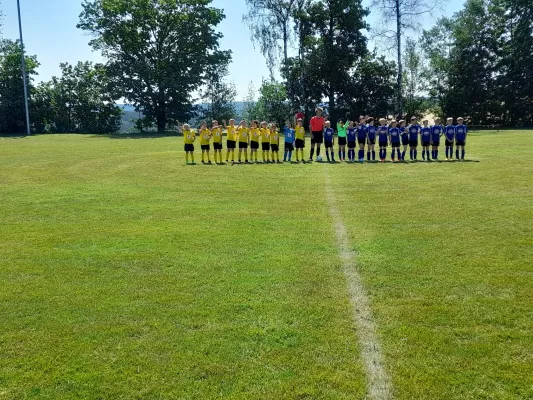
[324,172,393,400]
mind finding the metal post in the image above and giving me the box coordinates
[17,0,31,136]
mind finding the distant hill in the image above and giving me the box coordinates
[117,102,248,132]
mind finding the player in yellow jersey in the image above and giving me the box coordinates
[270,123,280,163]
[223,119,237,163]
[249,120,261,163]
[211,120,223,164]
[237,120,250,164]
[260,121,271,163]
[295,118,306,163]
[180,123,196,165]
[199,122,212,164]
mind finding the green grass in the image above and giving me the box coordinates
[1,131,532,399]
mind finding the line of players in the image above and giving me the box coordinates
[331,115,468,163]
[180,112,468,165]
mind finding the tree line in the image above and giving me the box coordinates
[0,0,531,135]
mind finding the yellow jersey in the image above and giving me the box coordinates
[199,128,212,145]
[295,126,305,140]
[260,128,270,142]
[270,130,279,145]
[212,127,222,143]
[183,130,195,144]
[226,125,237,141]
[237,126,249,143]
[250,127,261,142]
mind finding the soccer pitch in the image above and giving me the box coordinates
[1,131,532,399]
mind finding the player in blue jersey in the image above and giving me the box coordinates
[346,121,357,162]
[323,121,336,162]
[388,120,401,162]
[399,120,408,161]
[357,119,368,162]
[430,117,443,160]
[283,121,296,162]
[443,117,455,161]
[420,120,432,161]
[366,117,377,161]
[408,117,421,161]
[455,117,468,160]
[377,118,389,162]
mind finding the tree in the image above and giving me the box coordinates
[298,0,369,125]
[255,80,291,127]
[243,0,303,74]
[198,66,236,123]
[78,0,231,132]
[0,39,38,134]
[402,37,426,118]
[242,81,261,121]
[370,0,444,117]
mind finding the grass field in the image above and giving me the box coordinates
[1,131,532,399]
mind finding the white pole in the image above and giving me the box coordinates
[17,0,31,136]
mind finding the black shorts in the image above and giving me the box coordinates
[201,145,210,151]
[402,138,409,146]
[295,138,305,149]
[184,144,194,152]
[338,137,347,146]
[409,140,418,147]
[239,142,248,149]
[357,138,366,145]
[325,140,333,148]
[347,141,356,149]
[262,142,270,151]
[379,141,388,148]
[367,138,376,145]
[285,142,294,151]
[391,142,401,148]
[214,142,223,150]
[250,141,259,149]
[456,140,466,146]
[227,140,236,149]
[311,131,323,144]
[271,144,279,152]
[445,139,454,146]
[432,141,440,147]
[422,141,430,147]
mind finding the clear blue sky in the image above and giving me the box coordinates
[1,0,464,101]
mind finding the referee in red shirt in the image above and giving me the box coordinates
[309,107,325,161]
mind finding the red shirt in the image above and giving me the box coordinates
[310,116,325,132]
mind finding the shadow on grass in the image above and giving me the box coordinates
[0,133,29,139]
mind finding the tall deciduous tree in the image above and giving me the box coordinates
[78,0,230,132]
[0,39,38,134]
[370,0,444,117]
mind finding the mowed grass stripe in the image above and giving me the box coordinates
[0,134,367,399]
[327,130,533,399]
[324,170,393,400]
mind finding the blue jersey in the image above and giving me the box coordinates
[400,127,408,142]
[347,127,357,142]
[408,124,420,141]
[444,125,455,141]
[389,127,401,143]
[357,125,367,140]
[377,126,388,142]
[431,125,443,142]
[324,127,335,142]
[367,125,376,140]
[420,127,431,142]
[455,124,468,141]
[283,127,295,144]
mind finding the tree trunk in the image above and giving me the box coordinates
[396,0,403,118]
[283,24,288,65]
[329,86,336,127]
[157,89,166,133]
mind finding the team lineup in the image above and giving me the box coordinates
[180,108,469,165]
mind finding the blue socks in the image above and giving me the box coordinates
[456,149,459,159]
[372,150,375,160]
[461,149,465,159]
